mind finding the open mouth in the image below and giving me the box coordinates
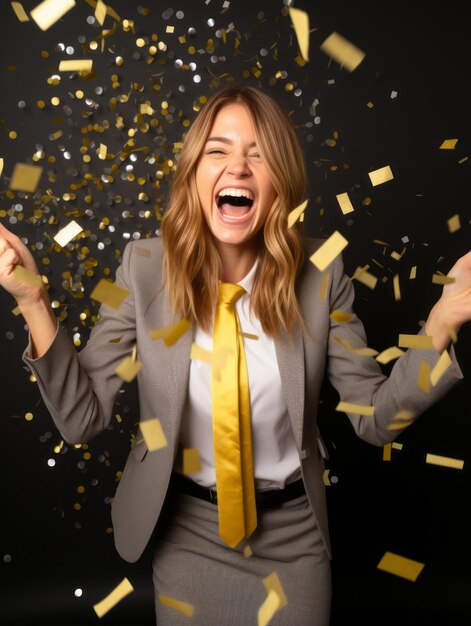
[216,187,255,220]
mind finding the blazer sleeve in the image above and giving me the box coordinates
[326,253,464,446]
[22,241,137,445]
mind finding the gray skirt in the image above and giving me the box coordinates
[151,490,331,626]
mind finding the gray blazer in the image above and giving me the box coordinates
[23,236,463,563]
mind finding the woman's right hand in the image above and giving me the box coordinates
[0,222,45,306]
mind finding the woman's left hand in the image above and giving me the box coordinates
[425,250,471,351]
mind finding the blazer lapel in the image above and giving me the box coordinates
[274,325,305,451]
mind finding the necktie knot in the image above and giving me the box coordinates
[218,282,245,305]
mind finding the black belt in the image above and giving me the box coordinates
[170,472,305,510]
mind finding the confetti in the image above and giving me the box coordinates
[93,577,134,618]
[398,334,434,350]
[425,453,464,470]
[447,214,461,233]
[323,469,331,486]
[333,336,379,357]
[330,310,352,323]
[182,447,201,474]
[430,349,452,386]
[393,274,401,301]
[336,192,354,215]
[383,443,392,461]
[139,418,167,451]
[309,231,348,272]
[368,165,394,187]
[439,138,458,149]
[90,279,129,309]
[351,266,378,289]
[263,572,287,608]
[417,361,431,393]
[377,552,424,582]
[243,545,253,558]
[11,1,30,22]
[13,265,43,288]
[115,353,142,382]
[240,331,259,340]
[409,266,417,279]
[53,220,83,247]
[0,158,3,176]
[58,59,93,73]
[387,409,415,430]
[287,199,308,228]
[95,0,107,25]
[336,401,375,416]
[149,319,191,347]
[375,346,406,364]
[320,32,365,72]
[98,143,107,160]
[258,589,281,626]
[320,272,330,300]
[30,0,76,31]
[431,273,455,285]
[289,7,309,61]
[158,594,194,617]
[9,163,43,193]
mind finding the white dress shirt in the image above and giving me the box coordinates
[177,260,301,490]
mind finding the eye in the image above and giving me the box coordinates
[206,149,226,155]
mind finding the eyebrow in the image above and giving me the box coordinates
[206,136,257,148]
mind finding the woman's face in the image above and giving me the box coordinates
[195,103,277,252]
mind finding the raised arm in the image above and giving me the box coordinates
[0,223,56,357]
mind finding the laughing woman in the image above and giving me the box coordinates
[0,85,469,625]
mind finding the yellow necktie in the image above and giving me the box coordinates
[212,283,257,548]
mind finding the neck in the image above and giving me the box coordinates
[217,241,258,283]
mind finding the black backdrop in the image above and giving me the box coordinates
[1,1,470,624]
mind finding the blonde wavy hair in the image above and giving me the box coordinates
[160,85,307,337]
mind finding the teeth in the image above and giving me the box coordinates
[218,187,254,200]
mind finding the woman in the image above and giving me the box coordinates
[0,85,469,625]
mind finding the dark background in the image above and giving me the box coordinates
[1,0,470,624]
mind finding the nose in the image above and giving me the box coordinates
[227,153,251,177]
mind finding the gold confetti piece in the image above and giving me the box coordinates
[115,354,142,382]
[320,272,330,300]
[310,231,348,272]
[241,331,259,340]
[289,7,309,62]
[375,346,406,364]
[98,143,107,160]
[392,442,403,450]
[182,448,201,474]
[90,279,129,309]
[393,274,401,301]
[390,248,405,261]
[287,199,308,228]
[139,418,167,452]
[58,59,93,72]
[140,103,155,115]
[430,349,452,386]
[398,334,434,350]
[11,1,30,21]
[9,163,43,193]
[191,343,232,381]
[351,266,378,289]
[409,266,417,279]
[425,453,464,470]
[377,552,424,582]
[166,25,175,33]
[320,31,365,72]
[333,336,379,357]
[388,420,414,430]
[368,165,394,187]
[93,578,134,618]
[12,305,21,316]
[263,572,287,608]
[158,594,194,617]
[13,265,43,288]
[439,138,458,149]
[336,192,354,215]
[258,589,281,626]
[323,469,331,486]
[243,545,253,558]
[330,309,352,323]
[149,319,191,347]
[336,401,374,416]
[447,214,461,233]
[432,273,455,285]
[0,158,3,176]
[95,0,107,25]
[53,220,83,247]
[387,410,415,431]
[446,325,458,343]
[417,361,431,393]
[30,0,76,31]
[383,443,392,461]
